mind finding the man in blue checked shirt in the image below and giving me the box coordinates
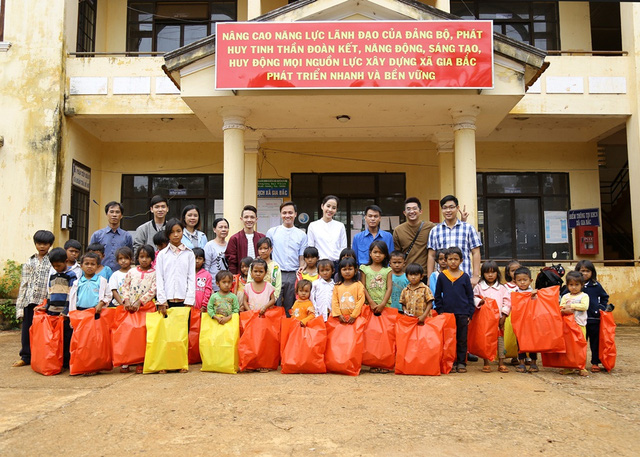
[426,195,482,287]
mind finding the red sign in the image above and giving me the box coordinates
[215,21,493,90]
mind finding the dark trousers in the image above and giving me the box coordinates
[19,303,37,364]
[586,321,601,365]
[454,314,469,366]
[63,319,72,368]
[277,271,297,317]
[518,352,538,361]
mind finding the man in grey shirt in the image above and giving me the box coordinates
[133,195,169,254]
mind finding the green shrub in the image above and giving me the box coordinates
[0,260,21,299]
[0,300,19,329]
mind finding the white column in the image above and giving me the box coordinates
[434,132,455,203]
[247,0,261,20]
[435,0,450,13]
[244,137,260,208]
[451,106,480,228]
[220,107,250,235]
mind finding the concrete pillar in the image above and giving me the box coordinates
[435,0,450,13]
[451,106,480,228]
[220,107,250,235]
[244,138,260,208]
[247,0,261,20]
[435,133,455,201]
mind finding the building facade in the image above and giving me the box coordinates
[1,0,639,322]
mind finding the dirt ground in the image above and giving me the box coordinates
[0,327,639,457]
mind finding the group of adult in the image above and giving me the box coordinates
[89,193,483,312]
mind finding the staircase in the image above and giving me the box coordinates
[600,160,634,260]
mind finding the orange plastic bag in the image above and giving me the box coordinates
[511,286,565,353]
[188,309,202,364]
[324,316,366,376]
[280,316,327,374]
[69,308,114,375]
[429,312,457,374]
[395,314,442,376]
[238,307,285,371]
[599,311,617,372]
[467,298,500,361]
[30,312,64,376]
[111,302,155,367]
[541,314,587,370]
[361,306,397,370]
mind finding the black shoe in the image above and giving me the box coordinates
[467,354,479,362]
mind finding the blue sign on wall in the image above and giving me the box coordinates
[568,208,600,229]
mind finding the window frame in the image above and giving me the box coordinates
[77,0,98,54]
[0,0,6,42]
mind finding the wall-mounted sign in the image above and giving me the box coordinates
[169,188,188,196]
[216,21,494,90]
[258,179,289,197]
[71,161,91,192]
[568,208,600,228]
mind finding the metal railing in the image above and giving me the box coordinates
[545,50,628,56]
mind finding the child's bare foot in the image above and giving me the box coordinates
[179,368,188,373]
[498,365,509,373]
[578,369,589,377]
[257,368,270,373]
[481,365,491,373]
[158,370,167,374]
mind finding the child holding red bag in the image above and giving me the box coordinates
[400,263,433,323]
[290,280,316,326]
[513,267,539,373]
[331,257,366,324]
[242,259,276,315]
[559,271,589,376]
[473,260,511,373]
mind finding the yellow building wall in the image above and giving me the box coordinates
[558,1,592,51]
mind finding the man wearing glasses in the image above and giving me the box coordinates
[427,195,482,287]
[392,197,435,272]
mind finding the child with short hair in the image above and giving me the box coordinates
[311,259,335,321]
[232,257,251,306]
[242,259,276,315]
[331,257,366,324]
[45,247,77,369]
[248,237,281,301]
[360,240,393,313]
[428,248,447,296]
[400,263,434,322]
[560,271,589,376]
[86,243,113,281]
[434,247,475,373]
[513,266,539,373]
[504,260,522,293]
[109,246,133,307]
[69,253,111,312]
[193,247,212,312]
[152,231,169,268]
[63,239,83,279]
[291,279,315,326]
[207,270,239,324]
[333,248,361,282]
[473,260,511,373]
[575,260,610,373]
[13,230,55,367]
[297,247,319,282]
[389,251,409,313]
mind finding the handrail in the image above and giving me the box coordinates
[488,259,638,265]
[546,50,628,56]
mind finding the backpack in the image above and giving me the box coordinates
[535,264,565,290]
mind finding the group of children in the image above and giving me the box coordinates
[14,223,611,377]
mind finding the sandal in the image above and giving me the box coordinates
[370,367,391,374]
[120,366,130,373]
[257,368,270,373]
[529,363,539,373]
[590,365,601,373]
[498,365,510,373]
[135,365,144,374]
[510,358,520,366]
[482,366,491,373]
[516,364,527,373]
[578,369,589,377]
[179,368,188,373]
[456,366,467,373]
[12,360,27,367]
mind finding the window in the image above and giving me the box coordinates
[121,174,223,236]
[127,0,237,53]
[450,1,560,51]
[477,172,571,260]
[1,0,6,42]
[291,173,406,246]
[590,2,622,52]
[77,0,98,53]
[70,161,92,250]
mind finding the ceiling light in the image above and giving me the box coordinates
[161,117,174,123]
[336,115,351,123]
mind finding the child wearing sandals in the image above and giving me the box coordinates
[559,271,590,376]
[473,260,511,373]
[513,266,539,373]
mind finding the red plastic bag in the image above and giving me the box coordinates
[541,314,587,370]
[324,316,366,376]
[69,308,113,375]
[30,312,64,376]
[238,307,285,371]
[511,286,565,353]
[599,311,617,372]
[429,312,457,374]
[361,306,397,370]
[467,298,500,361]
[395,314,442,376]
[280,316,327,374]
[188,309,202,364]
[111,302,155,367]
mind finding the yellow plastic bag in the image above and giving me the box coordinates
[200,313,240,374]
[143,307,190,373]
[504,315,518,359]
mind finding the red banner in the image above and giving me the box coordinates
[215,21,493,90]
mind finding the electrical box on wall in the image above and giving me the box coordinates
[575,225,598,255]
[60,214,74,230]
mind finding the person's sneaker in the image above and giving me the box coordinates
[467,354,479,362]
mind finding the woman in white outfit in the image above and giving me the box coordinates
[306,195,347,262]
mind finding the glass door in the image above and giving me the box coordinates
[485,197,542,259]
[515,198,541,259]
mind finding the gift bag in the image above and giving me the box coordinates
[324,316,366,376]
[467,298,500,361]
[511,286,565,353]
[69,308,114,375]
[143,307,190,373]
[188,309,202,364]
[429,312,457,374]
[281,316,327,374]
[238,307,285,371]
[503,315,519,359]
[111,302,155,367]
[361,306,397,370]
[30,312,64,376]
[200,313,240,374]
[541,314,587,370]
[395,314,442,376]
[599,311,617,372]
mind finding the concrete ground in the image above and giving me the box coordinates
[0,327,638,456]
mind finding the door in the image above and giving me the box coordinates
[485,197,542,259]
